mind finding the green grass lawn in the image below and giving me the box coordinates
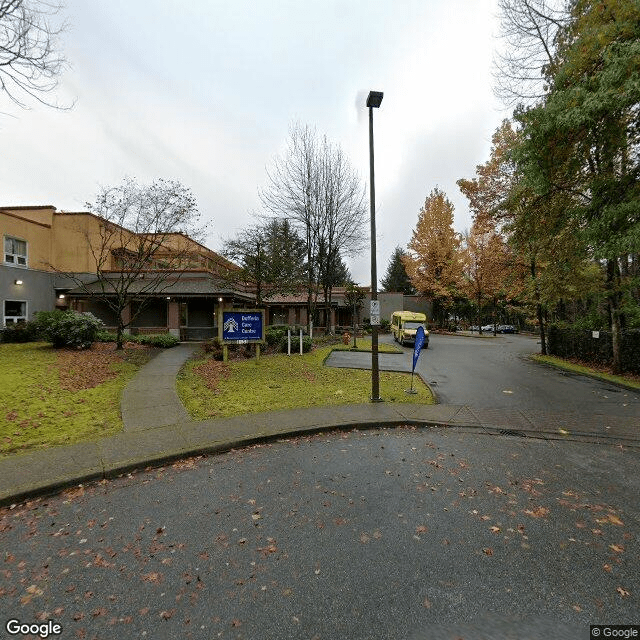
[177,345,434,420]
[0,343,142,456]
[531,354,640,390]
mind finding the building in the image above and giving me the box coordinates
[2,204,432,339]
[1,205,253,340]
[264,288,431,334]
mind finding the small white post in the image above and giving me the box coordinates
[299,328,303,355]
[287,329,291,355]
[310,320,313,339]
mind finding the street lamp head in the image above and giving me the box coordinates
[366,91,383,108]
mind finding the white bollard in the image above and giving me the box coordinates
[299,328,303,355]
[287,329,291,356]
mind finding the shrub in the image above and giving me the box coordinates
[136,333,180,348]
[1,321,39,343]
[279,334,312,353]
[34,310,104,349]
[95,330,117,342]
[380,319,391,332]
[265,326,288,346]
[547,325,640,374]
[203,337,224,360]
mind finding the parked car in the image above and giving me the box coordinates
[498,324,517,334]
[481,324,494,332]
[469,325,479,332]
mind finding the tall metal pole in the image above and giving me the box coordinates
[369,104,381,402]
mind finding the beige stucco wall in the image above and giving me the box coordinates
[1,207,56,272]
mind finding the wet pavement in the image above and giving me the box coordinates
[1,427,638,639]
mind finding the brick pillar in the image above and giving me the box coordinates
[329,307,336,335]
[168,301,180,338]
[288,307,296,326]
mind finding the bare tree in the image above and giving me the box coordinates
[316,140,367,317]
[260,122,367,332]
[0,0,69,108]
[58,178,205,349]
[493,0,569,107]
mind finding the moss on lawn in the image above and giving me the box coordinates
[0,342,141,456]
[177,345,434,420]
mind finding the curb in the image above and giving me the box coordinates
[3,415,639,509]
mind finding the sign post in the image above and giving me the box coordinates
[406,326,426,394]
[369,299,380,327]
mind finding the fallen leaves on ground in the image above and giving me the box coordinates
[193,359,231,393]
[55,344,139,391]
[142,572,163,584]
[596,514,624,526]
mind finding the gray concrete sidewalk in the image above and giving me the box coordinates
[1,344,639,507]
[121,342,200,430]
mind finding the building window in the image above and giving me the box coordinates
[4,236,27,267]
[271,310,288,325]
[3,300,27,324]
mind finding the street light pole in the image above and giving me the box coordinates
[367,90,383,402]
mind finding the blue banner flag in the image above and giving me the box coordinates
[412,326,426,373]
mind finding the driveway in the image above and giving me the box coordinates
[387,333,640,417]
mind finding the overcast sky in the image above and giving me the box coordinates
[0,0,509,286]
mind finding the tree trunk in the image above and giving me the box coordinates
[536,302,546,356]
[531,257,546,355]
[607,258,622,374]
[116,323,124,351]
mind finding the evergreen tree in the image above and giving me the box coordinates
[223,218,306,305]
[381,246,415,294]
[514,0,640,370]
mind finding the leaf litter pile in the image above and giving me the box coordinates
[0,427,638,639]
[54,342,148,392]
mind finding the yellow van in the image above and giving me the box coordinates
[390,311,429,348]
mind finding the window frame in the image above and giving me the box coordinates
[3,299,28,325]
[4,235,28,267]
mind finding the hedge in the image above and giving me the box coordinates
[547,325,640,374]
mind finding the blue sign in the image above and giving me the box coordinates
[412,326,426,372]
[222,311,263,342]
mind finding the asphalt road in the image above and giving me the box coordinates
[1,428,638,639]
[391,332,640,416]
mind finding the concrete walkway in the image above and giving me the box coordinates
[121,343,199,430]
[1,344,639,506]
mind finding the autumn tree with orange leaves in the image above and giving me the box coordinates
[403,188,464,327]
[461,217,510,334]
